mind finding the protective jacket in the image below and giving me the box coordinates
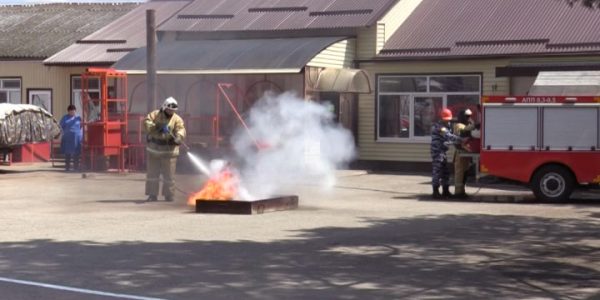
[144,109,186,157]
[453,122,476,150]
[431,122,461,161]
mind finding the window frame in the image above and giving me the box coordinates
[376,74,482,143]
[0,77,22,104]
[27,88,53,114]
[71,75,101,120]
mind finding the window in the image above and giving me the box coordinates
[379,95,410,138]
[377,75,481,141]
[28,89,52,114]
[0,78,22,104]
[72,76,101,121]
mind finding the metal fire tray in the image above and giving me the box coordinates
[195,195,299,214]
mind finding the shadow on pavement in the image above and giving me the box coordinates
[0,168,65,175]
[394,193,600,205]
[96,199,150,205]
[0,215,599,300]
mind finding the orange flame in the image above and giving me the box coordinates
[187,169,238,205]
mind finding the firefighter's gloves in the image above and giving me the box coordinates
[159,124,170,134]
[440,127,448,134]
[173,136,182,145]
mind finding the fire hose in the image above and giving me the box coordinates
[167,130,190,151]
[166,129,211,197]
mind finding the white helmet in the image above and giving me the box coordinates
[161,97,178,111]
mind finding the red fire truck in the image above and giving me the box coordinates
[479,95,600,201]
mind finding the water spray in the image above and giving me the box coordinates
[187,152,210,176]
[168,130,210,176]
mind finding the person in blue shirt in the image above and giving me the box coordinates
[60,104,82,171]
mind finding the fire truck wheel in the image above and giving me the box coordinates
[531,165,575,202]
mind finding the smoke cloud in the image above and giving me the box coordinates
[230,91,356,199]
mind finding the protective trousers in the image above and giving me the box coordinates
[454,151,471,194]
[432,157,450,188]
[65,153,80,171]
[145,152,177,198]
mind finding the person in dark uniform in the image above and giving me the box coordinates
[431,108,462,199]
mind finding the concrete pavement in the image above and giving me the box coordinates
[0,162,599,299]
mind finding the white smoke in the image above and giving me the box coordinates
[231,91,356,199]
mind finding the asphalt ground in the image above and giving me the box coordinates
[0,162,599,300]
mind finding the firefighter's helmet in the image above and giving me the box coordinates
[440,108,453,121]
[161,97,178,111]
[457,108,473,123]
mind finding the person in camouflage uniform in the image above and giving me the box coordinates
[431,108,462,199]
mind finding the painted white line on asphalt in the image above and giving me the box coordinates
[0,276,167,300]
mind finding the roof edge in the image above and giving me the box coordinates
[122,68,302,75]
[365,0,402,26]
[367,50,600,62]
[43,61,115,66]
[0,56,46,61]
[379,47,451,54]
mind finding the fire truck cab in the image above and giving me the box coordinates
[479,95,600,201]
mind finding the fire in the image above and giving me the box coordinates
[187,168,238,205]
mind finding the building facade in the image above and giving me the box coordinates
[0,3,136,162]
[356,0,600,169]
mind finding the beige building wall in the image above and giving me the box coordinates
[357,55,600,163]
[307,39,356,69]
[0,61,87,117]
[356,0,424,60]
[357,58,511,162]
[378,0,423,52]
[356,26,378,60]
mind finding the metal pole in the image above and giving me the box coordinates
[146,9,157,112]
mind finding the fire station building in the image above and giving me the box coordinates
[45,0,420,166]
[3,0,600,169]
[356,0,600,170]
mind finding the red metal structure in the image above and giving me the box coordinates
[81,68,128,172]
[479,95,600,201]
[125,113,146,171]
[215,83,259,149]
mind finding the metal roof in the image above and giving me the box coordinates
[44,1,190,65]
[159,0,398,32]
[0,3,137,59]
[379,0,600,59]
[112,37,347,73]
[44,0,397,65]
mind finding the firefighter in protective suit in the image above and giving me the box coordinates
[144,97,186,202]
[452,109,475,198]
[431,108,462,199]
